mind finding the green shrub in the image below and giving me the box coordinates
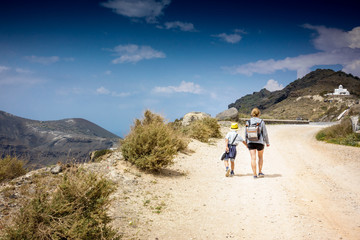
[3,169,118,240]
[185,117,222,142]
[0,156,27,183]
[316,118,360,147]
[121,110,188,171]
[92,149,113,162]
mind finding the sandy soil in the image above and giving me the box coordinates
[107,124,360,240]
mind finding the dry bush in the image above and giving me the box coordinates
[121,110,188,171]
[185,117,222,142]
[3,169,118,240]
[0,156,27,183]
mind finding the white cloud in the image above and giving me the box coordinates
[213,33,242,44]
[349,27,360,48]
[342,59,360,74]
[153,81,203,94]
[105,70,112,75]
[213,29,246,44]
[96,86,131,97]
[224,25,360,78]
[0,67,44,86]
[0,66,10,73]
[111,44,165,64]
[24,55,60,65]
[101,0,171,23]
[164,21,196,32]
[264,79,284,92]
[96,86,111,95]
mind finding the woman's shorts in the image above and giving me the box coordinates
[247,143,264,151]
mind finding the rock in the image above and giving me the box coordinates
[182,112,211,126]
[50,164,62,174]
[215,107,239,121]
[350,115,360,133]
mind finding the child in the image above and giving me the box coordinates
[224,122,247,177]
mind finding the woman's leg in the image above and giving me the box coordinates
[249,149,257,176]
[257,149,264,174]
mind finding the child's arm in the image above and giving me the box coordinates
[225,138,229,152]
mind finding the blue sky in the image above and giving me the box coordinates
[1,0,359,137]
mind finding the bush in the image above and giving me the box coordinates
[316,118,360,147]
[92,149,113,162]
[185,117,222,142]
[121,110,188,171]
[3,169,118,240]
[0,156,27,183]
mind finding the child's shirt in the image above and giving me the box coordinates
[225,130,244,146]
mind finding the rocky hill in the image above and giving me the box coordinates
[0,111,120,168]
[229,69,360,121]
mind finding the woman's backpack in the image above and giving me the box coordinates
[246,120,262,141]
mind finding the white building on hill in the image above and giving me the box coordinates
[327,85,350,96]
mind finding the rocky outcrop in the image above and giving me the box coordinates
[216,107,238,121]
[182,112,211,126]
[350,116,360,133]
[0,111,120,169]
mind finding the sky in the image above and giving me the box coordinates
[1,0,360,137]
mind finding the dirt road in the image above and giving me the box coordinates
[109,124,360,239]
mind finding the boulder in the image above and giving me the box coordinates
[182,112,211,126]
[350,115,360,133]
[216,107,239,121]
[50,164,63,174]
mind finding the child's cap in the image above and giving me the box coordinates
[230,123,238,129]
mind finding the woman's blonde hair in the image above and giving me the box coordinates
[251,108,261,117]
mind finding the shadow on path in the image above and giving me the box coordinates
[234,173,282,178]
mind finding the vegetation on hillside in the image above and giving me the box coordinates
[121,110,223,171]
[316,118,360,147]
[3,169,118,240]
[0,156,27,183]
[184,117,222,142]
[121,110,188,171]
[229,69,360,121]
[92,149,113,162]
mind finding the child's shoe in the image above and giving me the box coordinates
[230,170,234,177]
[225,168,230,177]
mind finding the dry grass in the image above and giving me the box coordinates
[0,156,27,183]
[316,118,360,147]
[184,117,222,142]
[2,168,118,240]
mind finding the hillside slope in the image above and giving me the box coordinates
[229,69,360,120]
[0,111,120,168]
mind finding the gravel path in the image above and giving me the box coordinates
[108,124,360,239]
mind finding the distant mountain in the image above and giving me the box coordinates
[229,69,360,121]
[0,111,120,168]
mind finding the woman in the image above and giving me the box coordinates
[245,108,270,178]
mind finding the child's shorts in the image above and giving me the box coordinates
[225,145,237,160]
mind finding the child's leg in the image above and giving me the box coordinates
[230,159,235,170]
[224,160,229,169]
